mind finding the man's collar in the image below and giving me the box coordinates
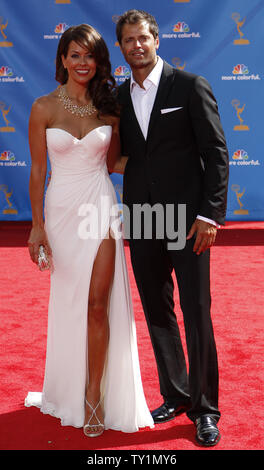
[130,56,163,92]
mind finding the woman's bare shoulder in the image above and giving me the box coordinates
[30,88,60,123]
[102,114,120,130]
[32,88,59,110]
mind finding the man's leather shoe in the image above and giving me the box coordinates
[151,401,190,423]
[195,415,221,446]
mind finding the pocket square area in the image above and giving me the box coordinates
[161,107,183,114]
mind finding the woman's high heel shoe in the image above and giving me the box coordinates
[83,399,105,437]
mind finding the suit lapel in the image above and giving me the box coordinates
[147,61,175,141]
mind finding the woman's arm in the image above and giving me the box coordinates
[28,98,51,264]
[106,116,128,174]
[112,155,129,174]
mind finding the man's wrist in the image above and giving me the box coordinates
[197,215,220,229]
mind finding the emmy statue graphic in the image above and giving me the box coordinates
[231,184,249,215]
[112,15,121,47]
[231,99,249,131]
[232,13,250,45]
[0,17,13,47]
[0,185,18,215]
[172,57,186,70]
[0,102,15,133]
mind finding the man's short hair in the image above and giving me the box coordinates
[116,9,159,44]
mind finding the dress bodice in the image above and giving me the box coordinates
[46,125,112,176]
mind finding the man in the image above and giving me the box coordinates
[116,10,229,446]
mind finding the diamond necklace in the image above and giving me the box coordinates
[58,86,97,118]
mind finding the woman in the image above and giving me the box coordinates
[25,24,154,436]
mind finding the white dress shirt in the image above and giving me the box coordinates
[130,56,163,139]
[130,57,219,228]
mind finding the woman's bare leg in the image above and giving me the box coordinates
[85,232,115,429]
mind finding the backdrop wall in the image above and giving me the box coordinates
[0,0,263,221]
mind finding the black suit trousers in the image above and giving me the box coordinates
[128,233,220,423]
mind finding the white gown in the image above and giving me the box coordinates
[25,125,154,432]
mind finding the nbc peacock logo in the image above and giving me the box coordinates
[0,150,26,167]
[230,149,260,167]
[232,149,248,160]
[0,66,12,77]
[232,64,249,75]
[44,22,69,40]
[0,66,24,83]
[55,23,68,34]
[0,150,15,161]
[222,64,260,81]
[114,66,130,83]
[162,22,200,39]
[173,22,189,33]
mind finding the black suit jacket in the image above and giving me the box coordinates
[118,61,229,228]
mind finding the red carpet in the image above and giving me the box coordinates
[0,221,263,452]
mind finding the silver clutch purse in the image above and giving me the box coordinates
[38,245,50,271]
